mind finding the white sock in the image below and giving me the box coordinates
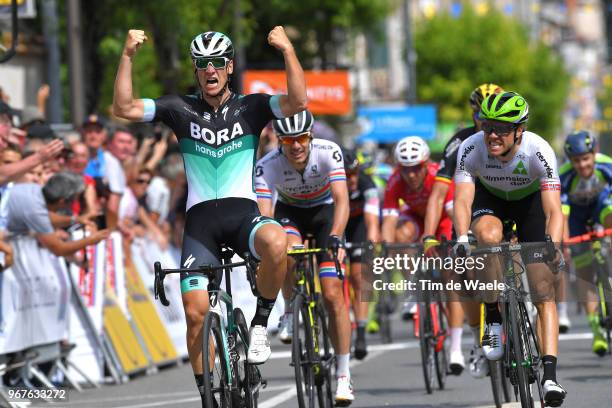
[470,325,481,345]
[450,327,463,353]
[336,353,350,378]
[557,302,568,316]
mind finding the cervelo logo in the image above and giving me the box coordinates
[458,145,475,171]
[190,121,244,146]
[535,151,554,179]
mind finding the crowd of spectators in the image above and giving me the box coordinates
[0,84,196,267]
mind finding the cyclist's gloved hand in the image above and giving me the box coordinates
[422,235,439,257]
[453,234,471,257]
[328,235,343,251]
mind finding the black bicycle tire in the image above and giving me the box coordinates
[234,308,258,408]
[509,294,534,408]
[488,359,504,408]
[313,301,334,408]
[293,293,316,408]
[434,302,448,390]
[418,302,434,394]
[377,292,392,344]
[203,312,232,408]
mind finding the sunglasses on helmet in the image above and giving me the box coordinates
[482,121,516,136]
[193,57,230,70]
[278,132,312,145]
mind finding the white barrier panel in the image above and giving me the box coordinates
[105,232,127,315]
[0,236,70,354]
[130,239,188,358]
[67,239,106,383]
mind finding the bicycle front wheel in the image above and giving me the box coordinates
[418,302,435,394]
[508,294,534,408]
[313,299,333,408]
[293,293,316,408]
[203,311,232,408]
[234,308,258,408]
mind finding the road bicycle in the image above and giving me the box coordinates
[465,235,561,408]
[286,241,343,408]
[154,246,264,408]
[566,227,612,355]
[383,241,449,394]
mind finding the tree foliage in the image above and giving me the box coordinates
[414,5,569,141]
[58,0,393,115]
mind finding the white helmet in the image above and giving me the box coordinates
[190,31,234,59]
[394,136,430,167]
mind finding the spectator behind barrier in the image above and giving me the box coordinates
[4,171,108,256]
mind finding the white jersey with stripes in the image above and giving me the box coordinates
[454,130,561,200]
[255,139,346,208]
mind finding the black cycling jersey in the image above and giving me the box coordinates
[436,126,477,182]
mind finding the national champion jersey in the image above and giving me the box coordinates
[141,93,284,211]
[454,131,561,200]
[383,162,454,219]
[560,153,612,208]
[435,126,477,183]
[254,139,346,208]
[349,170,380,218]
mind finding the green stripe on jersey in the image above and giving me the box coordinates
[478,176,540,201]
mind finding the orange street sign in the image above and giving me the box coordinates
[243,70,352,115]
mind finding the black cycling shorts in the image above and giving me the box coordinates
[275,202,339,279]
[180,198,279,293]
[471,181,546,243]
[346,216,366,263]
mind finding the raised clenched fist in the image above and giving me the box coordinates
[267,26,293,53]
[123,29,148,58]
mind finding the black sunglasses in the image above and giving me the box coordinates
[482,122,516,136]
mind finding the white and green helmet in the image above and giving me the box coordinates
[190,31,234,59]
[479,91,529,124]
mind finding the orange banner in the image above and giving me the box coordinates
[243,70,352,115]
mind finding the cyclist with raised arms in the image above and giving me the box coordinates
[560,130,612,356]
[423,83,503,378]
[254,111,353,405]
[112,27,306,407]
[342,147,380,360]
[453,91,566,406]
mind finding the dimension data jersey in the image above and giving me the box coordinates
[454,130,560,200]
[141,93,284,211]
[254,139,346,208]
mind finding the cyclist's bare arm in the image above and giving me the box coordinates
[268,26,307,117]
[423,180,450,238]
[453,181,475,237]
[330,180,349,237]
[541,189,563,243]
[365,212,380,243]
[257,198,274,218]
[381,215,398,244]
[113,29,148,121]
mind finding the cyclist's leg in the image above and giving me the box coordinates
[232,200,287,363]
[346,217,369,359]
[273,205,305,343]
[470,185,505,360]
[516,192,566,403]
[179,203,221,406]
[313,206,353,399]
[437,222,465,373]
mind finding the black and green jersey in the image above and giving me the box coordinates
[141,93,284,210]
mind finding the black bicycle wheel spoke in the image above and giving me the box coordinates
[418,302,434,394]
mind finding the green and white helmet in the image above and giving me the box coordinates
[479,91,529,124]
[190,31,234,59]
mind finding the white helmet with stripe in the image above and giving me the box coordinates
[273,110,314,136]
[190,31,234,59]
[394,136,430,166]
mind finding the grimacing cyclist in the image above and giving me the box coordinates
[112,27,307,407]
[423,82,504,379]
[560,130,612,356]
[453,91,566,406]
[254,110,354,405]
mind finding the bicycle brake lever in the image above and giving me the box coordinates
[154,262,170,306]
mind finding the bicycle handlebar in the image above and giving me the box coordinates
[153,252,259,307]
